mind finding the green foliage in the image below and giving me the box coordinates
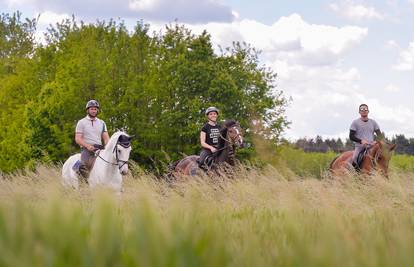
[0,13,289,173]
[390,154,414,172]
[0,12,37,172]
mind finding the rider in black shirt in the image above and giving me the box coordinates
[198,106,221,170]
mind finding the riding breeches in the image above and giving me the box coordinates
[80,148,96,170]
[352,146,365,164]
[198,148,212,168]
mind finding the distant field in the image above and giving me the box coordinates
[1,160,414,267]
[275,146,414,178]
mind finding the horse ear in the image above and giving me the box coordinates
[389,144,396,151]
[128,135,135,140]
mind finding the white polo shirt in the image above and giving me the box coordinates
[75,116,107,146]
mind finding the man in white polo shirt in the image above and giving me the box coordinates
[75,99,110,178]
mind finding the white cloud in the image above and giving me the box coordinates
[3,0,235,23]
[392,42,414,71]
[186,14,367,67]
[329,1,384,21]
[36,11,71,27]
[32,11,71,43]
[128,0,159,11]
[386,39,399,49]
[173,14,369,138]
[384,84,400,92]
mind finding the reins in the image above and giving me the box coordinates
[96,141,130,170]
[363,143,381,167]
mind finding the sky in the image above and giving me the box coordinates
[2,0,414,140]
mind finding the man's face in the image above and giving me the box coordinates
[207,111,218,122]
[88,107,99,117]
[359,106,369,117]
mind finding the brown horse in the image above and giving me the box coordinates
[168,120,244,177]
[330,140,396,177]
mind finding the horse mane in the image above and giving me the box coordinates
[105,131,129,151]
[222,120,237,129]
[217,120,237,148]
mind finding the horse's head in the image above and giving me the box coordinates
[113,133,133,175]
[222,120,244,147]
[370,140,396,177]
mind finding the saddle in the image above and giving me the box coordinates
[197,154,215,172]
[353,147,369,171]
[72,144,105,175]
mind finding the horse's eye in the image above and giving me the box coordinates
[118,149,121,154]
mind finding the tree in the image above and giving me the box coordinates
[0,12,37,172]
[0,14,290,173]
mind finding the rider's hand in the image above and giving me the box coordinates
[361,139,370,146]
[86,144,95,152]
[210,147,217,153]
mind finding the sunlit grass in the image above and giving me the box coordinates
[1,164,414,266]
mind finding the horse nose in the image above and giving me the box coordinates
[240,142,250,148]
[120,166,129,175]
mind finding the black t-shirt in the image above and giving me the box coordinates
[201,123,221,148]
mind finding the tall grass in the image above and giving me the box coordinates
[1,164,414,266]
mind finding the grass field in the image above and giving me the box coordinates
[1,149,414,267]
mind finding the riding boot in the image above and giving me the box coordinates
[78,164,89,184]
[198,149,211,171]
[352,161,361,172]
[199,163,209,172]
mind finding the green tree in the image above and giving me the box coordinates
[0,12,37,172]
[0,14,289,173]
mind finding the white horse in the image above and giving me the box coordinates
[62,131,133,192]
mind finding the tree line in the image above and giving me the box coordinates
[0,12,289,173]
[293,134,414,155]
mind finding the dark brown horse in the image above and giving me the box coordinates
[330,140,396,177]
[169,120,244,177]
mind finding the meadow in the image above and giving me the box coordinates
[1,148,414,267]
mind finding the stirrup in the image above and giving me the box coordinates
[352,162,361,172]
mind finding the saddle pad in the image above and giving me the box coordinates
[72,160,81,172]
[356,147,368,169]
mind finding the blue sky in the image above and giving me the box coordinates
[2,0,414,140]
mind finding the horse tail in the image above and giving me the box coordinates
[168,159,181,172]
[165,159,181,181]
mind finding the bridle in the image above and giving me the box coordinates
[220,126,242,144]
[97,141,130,170]
[213,125,243,154]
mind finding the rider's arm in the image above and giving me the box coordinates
[200,131,215,151]
[102,131,110,145]
[75,133,94,151]
[349,130,361,144]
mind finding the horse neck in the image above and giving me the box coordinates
[101,134,120,159]
[216,135,235,165]
[362,143,380,169]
